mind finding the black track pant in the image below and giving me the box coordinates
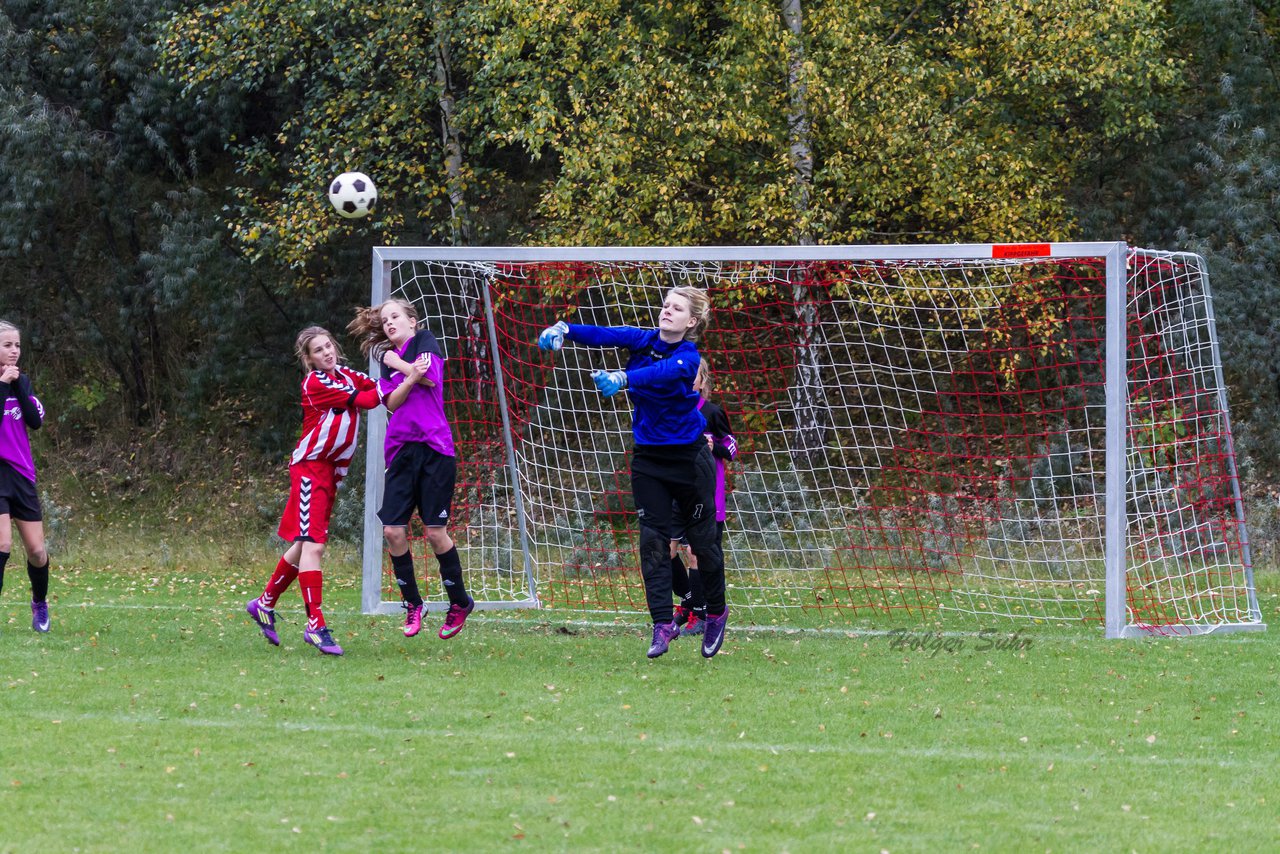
[631,442,725,624]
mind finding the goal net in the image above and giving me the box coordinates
[360,243,1263,638]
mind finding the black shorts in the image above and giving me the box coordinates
[0,461,41,522]
[378,442,457,528]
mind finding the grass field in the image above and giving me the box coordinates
[1,533,1277,852]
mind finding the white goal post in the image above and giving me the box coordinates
[360,242,1264,638]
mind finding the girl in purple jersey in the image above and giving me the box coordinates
[671,359,737,637]
[538,287,730,659]
[0,321,51,633]
[349,300,474,640]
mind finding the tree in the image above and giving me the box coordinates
[159,0,482,271]
[1074,0,1280,477]
[0,0,244,426]
[162,1,1178,255]
[0,0,356,443]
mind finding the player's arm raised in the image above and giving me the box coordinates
[383,359,424,412]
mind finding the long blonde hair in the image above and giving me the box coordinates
[694,358,713,396]
[348,298,419,358]
[294,325,343,371]
[668,286,711,341]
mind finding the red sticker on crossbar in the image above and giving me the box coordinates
[992,243,1052,258]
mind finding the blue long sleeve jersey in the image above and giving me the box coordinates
[565,324,705,445]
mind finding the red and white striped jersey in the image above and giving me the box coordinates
[290,366,380,481]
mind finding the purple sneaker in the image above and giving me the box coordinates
[701,608,728,658]
[646,621,680,659]
[438,597,474,639]
[304,626,344,656]
[403,601,425,638]
[246,598,279,646]
[31,600,49,633]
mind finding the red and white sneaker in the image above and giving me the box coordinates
[679,611,705,637]
[438,597,474,639]
[673,605,691,628]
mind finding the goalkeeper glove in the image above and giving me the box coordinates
[591,369,628,398]
[537,321,569,352]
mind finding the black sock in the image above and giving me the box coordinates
[688,568,706,617]
[670,553,690,601]
[27,559,48,603]
[436,546,468,606]
[391,551,422,606]
[0,549,8,596]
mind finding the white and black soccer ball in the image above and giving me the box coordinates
[327,171,377,219]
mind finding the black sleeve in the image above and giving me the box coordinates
[703,402,735,460]
[14,375,42,430]
[413,329,445,359]
[375,345,392,379]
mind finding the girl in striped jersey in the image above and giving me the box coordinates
[246,326,381,656]
[0,321,51,633]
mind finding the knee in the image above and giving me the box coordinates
[425,527,452,553]
[687,525,722,566]
[27,546,47,567]
[384,526,408,548]
[639,526,668,565]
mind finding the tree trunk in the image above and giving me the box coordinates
[782,0,814,247]
[782,0,827,477]
[433,2,471,247]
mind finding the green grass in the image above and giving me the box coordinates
[1,543,1278,852]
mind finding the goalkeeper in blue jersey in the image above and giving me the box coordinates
[538,287,729,658]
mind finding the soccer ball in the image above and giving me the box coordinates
[327,172,377,219]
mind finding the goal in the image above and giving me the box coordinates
[360,243,1264,638]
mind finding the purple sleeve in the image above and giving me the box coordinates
[378,371,405,398]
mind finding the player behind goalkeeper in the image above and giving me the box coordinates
[348,299,474,640]
[245,326,381,656]
[671,359,737,637]
[538,287,729,658]
[0,321,51,633]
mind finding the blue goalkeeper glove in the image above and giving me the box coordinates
[537,321,569,352]
[591,369,628,398]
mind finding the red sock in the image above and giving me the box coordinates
[260,556,299,608]
[298,569,326,630]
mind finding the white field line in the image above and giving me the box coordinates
[52,601,1064,641]
[7,707,1264,771]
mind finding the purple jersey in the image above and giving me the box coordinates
[699,398,737,521]
[0,374,43,483]
[378,329,455,465]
